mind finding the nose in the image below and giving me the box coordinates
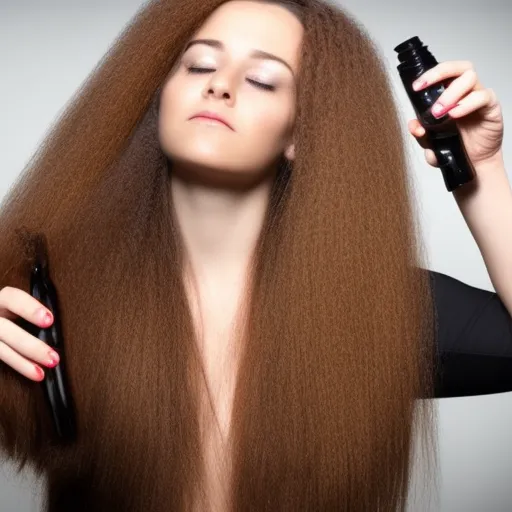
[208,86,230,99]
[203,73,235,103]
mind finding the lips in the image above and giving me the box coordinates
[189,111,234,130]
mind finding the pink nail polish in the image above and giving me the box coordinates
[47,351,60,367]
[431,103,447,118]
[413,79,427,91]
[34,366,45,380]
[39,308,52,325]
[432,102,444,113]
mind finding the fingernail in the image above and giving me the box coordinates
[413,79,427,91]
[34,365,45,380]
[39,308,53,325]
[47,350,60,367]
[431,102,445,117]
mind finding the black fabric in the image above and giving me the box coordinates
[427,269,512,398]
[10,268,512,399]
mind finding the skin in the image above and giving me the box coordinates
[0,4,508,509]
[0,287,58,381]
[0,9,303,509]
[158,0,303,414]
[158,3,304,507]
[0,0,304,392]
[1,0,508,396]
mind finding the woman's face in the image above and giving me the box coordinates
[158,0,303,185]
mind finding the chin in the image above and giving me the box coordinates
[169,155,272,190]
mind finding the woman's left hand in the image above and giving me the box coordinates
[407,60,504,171]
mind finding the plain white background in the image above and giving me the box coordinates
[1,0,511,510]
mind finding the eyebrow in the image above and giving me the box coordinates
[183,39,295,77]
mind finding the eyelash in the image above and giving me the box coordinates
[186,66,276,91]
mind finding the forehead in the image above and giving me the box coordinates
[191,1,303,69]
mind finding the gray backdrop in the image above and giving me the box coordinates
[1,0,511,510]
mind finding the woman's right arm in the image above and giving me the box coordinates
[0,286,60,470]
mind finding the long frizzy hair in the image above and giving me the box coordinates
[0,0,439,510]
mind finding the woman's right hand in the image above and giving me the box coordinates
[0,286,60,381]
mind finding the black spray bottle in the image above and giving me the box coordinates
[394,36,475,192]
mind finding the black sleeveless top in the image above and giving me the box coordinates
[428,269,512,398]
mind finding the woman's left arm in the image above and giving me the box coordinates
[409,61,512,316]
[452,156,512,317]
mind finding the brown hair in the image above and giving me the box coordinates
[0,0,439,510]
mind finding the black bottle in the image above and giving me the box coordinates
[394,36,475,192]
[30,258,77,442]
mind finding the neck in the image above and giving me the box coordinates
[170,170,273,288]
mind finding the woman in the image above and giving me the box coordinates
[0,0,510,510]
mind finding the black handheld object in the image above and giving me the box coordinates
[394,36,475,192]
[29,236,77,442]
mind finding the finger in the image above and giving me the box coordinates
[430,68,479,118]
[425,148,438,168]
[408,118,425,137]
[446,88,498,118]
[0,339,46,381]
[412,60,484,91]
[0,316,60,369]
[0,286,53,327]
[408,119,432,150]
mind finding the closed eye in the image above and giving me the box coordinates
[186,66,276,91]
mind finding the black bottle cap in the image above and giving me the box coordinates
[394,36,423,55]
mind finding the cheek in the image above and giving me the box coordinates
[244,98,294,146]
[159,79,195,123]
[156,78,294,169]
[157,79,198,149]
